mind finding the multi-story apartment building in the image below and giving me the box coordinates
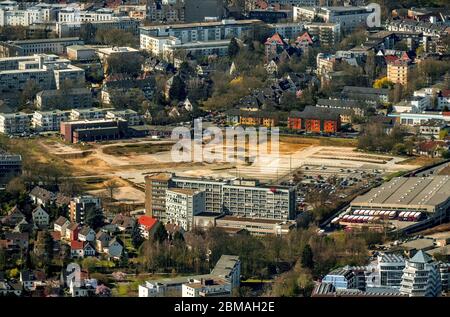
[0,153,22,185]
[0,37,84,58]
[32,110,71,132]
[166,188,206,231]
[144,172,174,219]
[172,176,226,213]
[400,250,442,297]
[144,173,296,222]
[58,8,114,23]
[35,88,93,110]
[70,107,108,121]
[0,54,85,93]
[293,6,373,30]
[268,22,305,39]
[147,0,184,23]
[0,112,31,134]
[163,38,232,62]
[140,19,262,50]
[69,196,102,224]
[387,60,414,86]
[106,109,142,127]
[56,17,140,39]
[304,22,340,46]
[222,179,295,220]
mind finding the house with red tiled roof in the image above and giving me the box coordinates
[415,140,448,157]
[138,215,160,239]
[295,32,316,49]
[71,240,96,258]
[264,32,288,62]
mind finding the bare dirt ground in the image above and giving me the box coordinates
[37,135,420,187]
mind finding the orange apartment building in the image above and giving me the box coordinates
[387,60,414,86]
[288,106,341,133]
[227,109,279,128]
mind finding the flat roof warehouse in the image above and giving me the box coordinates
[351,176,450,213]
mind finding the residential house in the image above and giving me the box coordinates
[29,186,55,206]
[95,231,112,253]
[415,140,448,157]
[32,206,49,227]
[1,206,27,228]
[71,240,96,258]
[105,237,124,259]
[54,216,70,237]
[138,215,160,239]
[111,214,135,233]
[65,223,80,241]
[78,226,96,242]
[4,232,29,250]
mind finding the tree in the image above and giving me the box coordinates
[104,179,120,200]
[168,76,187,101]
[6,177,25,195]
[228,37,240,58]
[373,77,394,89]
[153,223,167,242]
[85,205,104,230]
[106,54,144,77]
[301,244,314,270]
[131,223,144,249]
[19,80,40,108]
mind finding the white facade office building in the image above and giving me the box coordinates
[400,250,442,297]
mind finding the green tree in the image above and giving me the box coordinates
[168,76,187,101]
[131,223,144,249]
[228,37,240,58]
[85,205,104,230]
[301,244,314,270]
[153,223,167,242]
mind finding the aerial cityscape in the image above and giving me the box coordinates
[0,0,449,300]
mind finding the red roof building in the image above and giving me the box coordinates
[138,216,158,230]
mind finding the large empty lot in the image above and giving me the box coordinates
[37,135,421,188]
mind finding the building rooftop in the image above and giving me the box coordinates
[140,19,261,31]
[351,176,450,211]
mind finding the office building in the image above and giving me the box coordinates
[400,250,442,297]
[365,253,406,288]
[60,118,129,143]
[182,278,231,297]
[215,215,296,236]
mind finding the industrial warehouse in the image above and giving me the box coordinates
[333,176,450,232]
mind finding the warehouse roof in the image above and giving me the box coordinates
[351,176,450,211]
